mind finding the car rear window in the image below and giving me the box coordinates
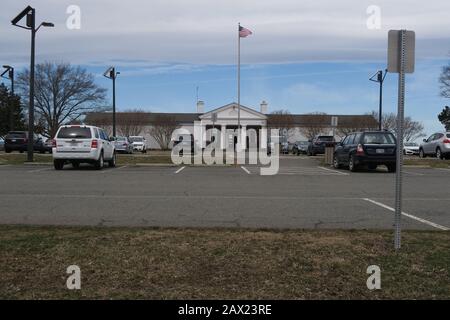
[362,133,396,144]
[6,132,26,138]
[447,134,450,139]
[317,136,334,141]
[130,137,143,142]
[57,127,92,139]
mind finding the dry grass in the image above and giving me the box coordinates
[0,226,448,299]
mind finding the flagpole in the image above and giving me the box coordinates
[237,23,241,151]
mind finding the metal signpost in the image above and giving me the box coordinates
[387,30,415,249]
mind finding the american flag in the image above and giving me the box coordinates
[239,25,252,38]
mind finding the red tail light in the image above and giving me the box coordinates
[51,139,56,148]
[91,140,98,148]
[356,144,364,155]
[443,139,450,144]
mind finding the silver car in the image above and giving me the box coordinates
[419,132,450,159]
[114,136,133,154]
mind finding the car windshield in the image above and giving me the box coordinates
[130,137,143,142]
[116,137,127,141]
[6,132,26,138]
[317,136,333,141]
[298,141,308,145]
[57,127,92,139]
[405,142,418,146]
[362,133,396,144]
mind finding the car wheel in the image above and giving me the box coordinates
[5,148,11,153]
[368,164,377,170]
[387,164,396,172]
[348,155,358,172]
[436,148,443,160]
[95,152,104,170]
[108,152,116,167]
[333,154,341,169]
[54,160,64,170]
[419,148,426,158]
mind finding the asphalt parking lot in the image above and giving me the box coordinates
[0,156,449,230]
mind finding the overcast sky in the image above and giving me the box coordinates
[1,0,449,138]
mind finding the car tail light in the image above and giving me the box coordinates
[91,140,98,148]
[356,144,364,155]
[443,139,450,144]
[51,139,56,148]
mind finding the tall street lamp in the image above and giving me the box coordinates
[11,6,54,162]
[1,65,14,130]
[103,67,120,137]
[369,69,388,131]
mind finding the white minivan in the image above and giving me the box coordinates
[52,125,116,170]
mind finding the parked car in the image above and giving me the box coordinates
[403,142,419,155]
[0,138,4,151]
[419,132,450,159]
[129,136,147,153]
[42,138,54,154]
[114,136,133,154]
[333,131,397,172]
[4,131,46,153]
[307,135,335,156]
[292,141,309,155]
[52,125,116,170]
[281,142,289,154]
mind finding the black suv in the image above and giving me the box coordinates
[307,135,334,156]
[333,131,397,172]
[4,131,45,153]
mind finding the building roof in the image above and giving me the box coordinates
[84,108,378,128]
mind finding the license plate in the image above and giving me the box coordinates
[376,149,385,154]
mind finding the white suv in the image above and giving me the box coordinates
[129,136,147,153]
[52,125,116,170]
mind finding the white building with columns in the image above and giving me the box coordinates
[84,101,378,150]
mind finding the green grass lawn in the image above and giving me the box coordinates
[0,226,448,299]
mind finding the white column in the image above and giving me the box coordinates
[241,125,247,149]
[221,124,226,149]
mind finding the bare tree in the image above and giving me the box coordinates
[85,112,112,136]
[439,63,450,98]
[371,111,425,141]
[299,112,328,140]
[267,109,295,141]
[336,112,379,138]
[16,62,107,138]
[117,109,148,137]
[147,114,179,150]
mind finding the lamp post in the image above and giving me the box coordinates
[103,67,120,137]
[11,6,54,162]
[1,65,14,130]
[369,69,387,131]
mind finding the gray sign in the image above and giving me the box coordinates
[387,30,415,74]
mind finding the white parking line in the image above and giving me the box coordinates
[116,165,128,170]
[241,166,251,174]
[175,166,185,174]
[27,167,51,173]
[403,171,424,176]
[363,198,449,231]
[317,166,349,176]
